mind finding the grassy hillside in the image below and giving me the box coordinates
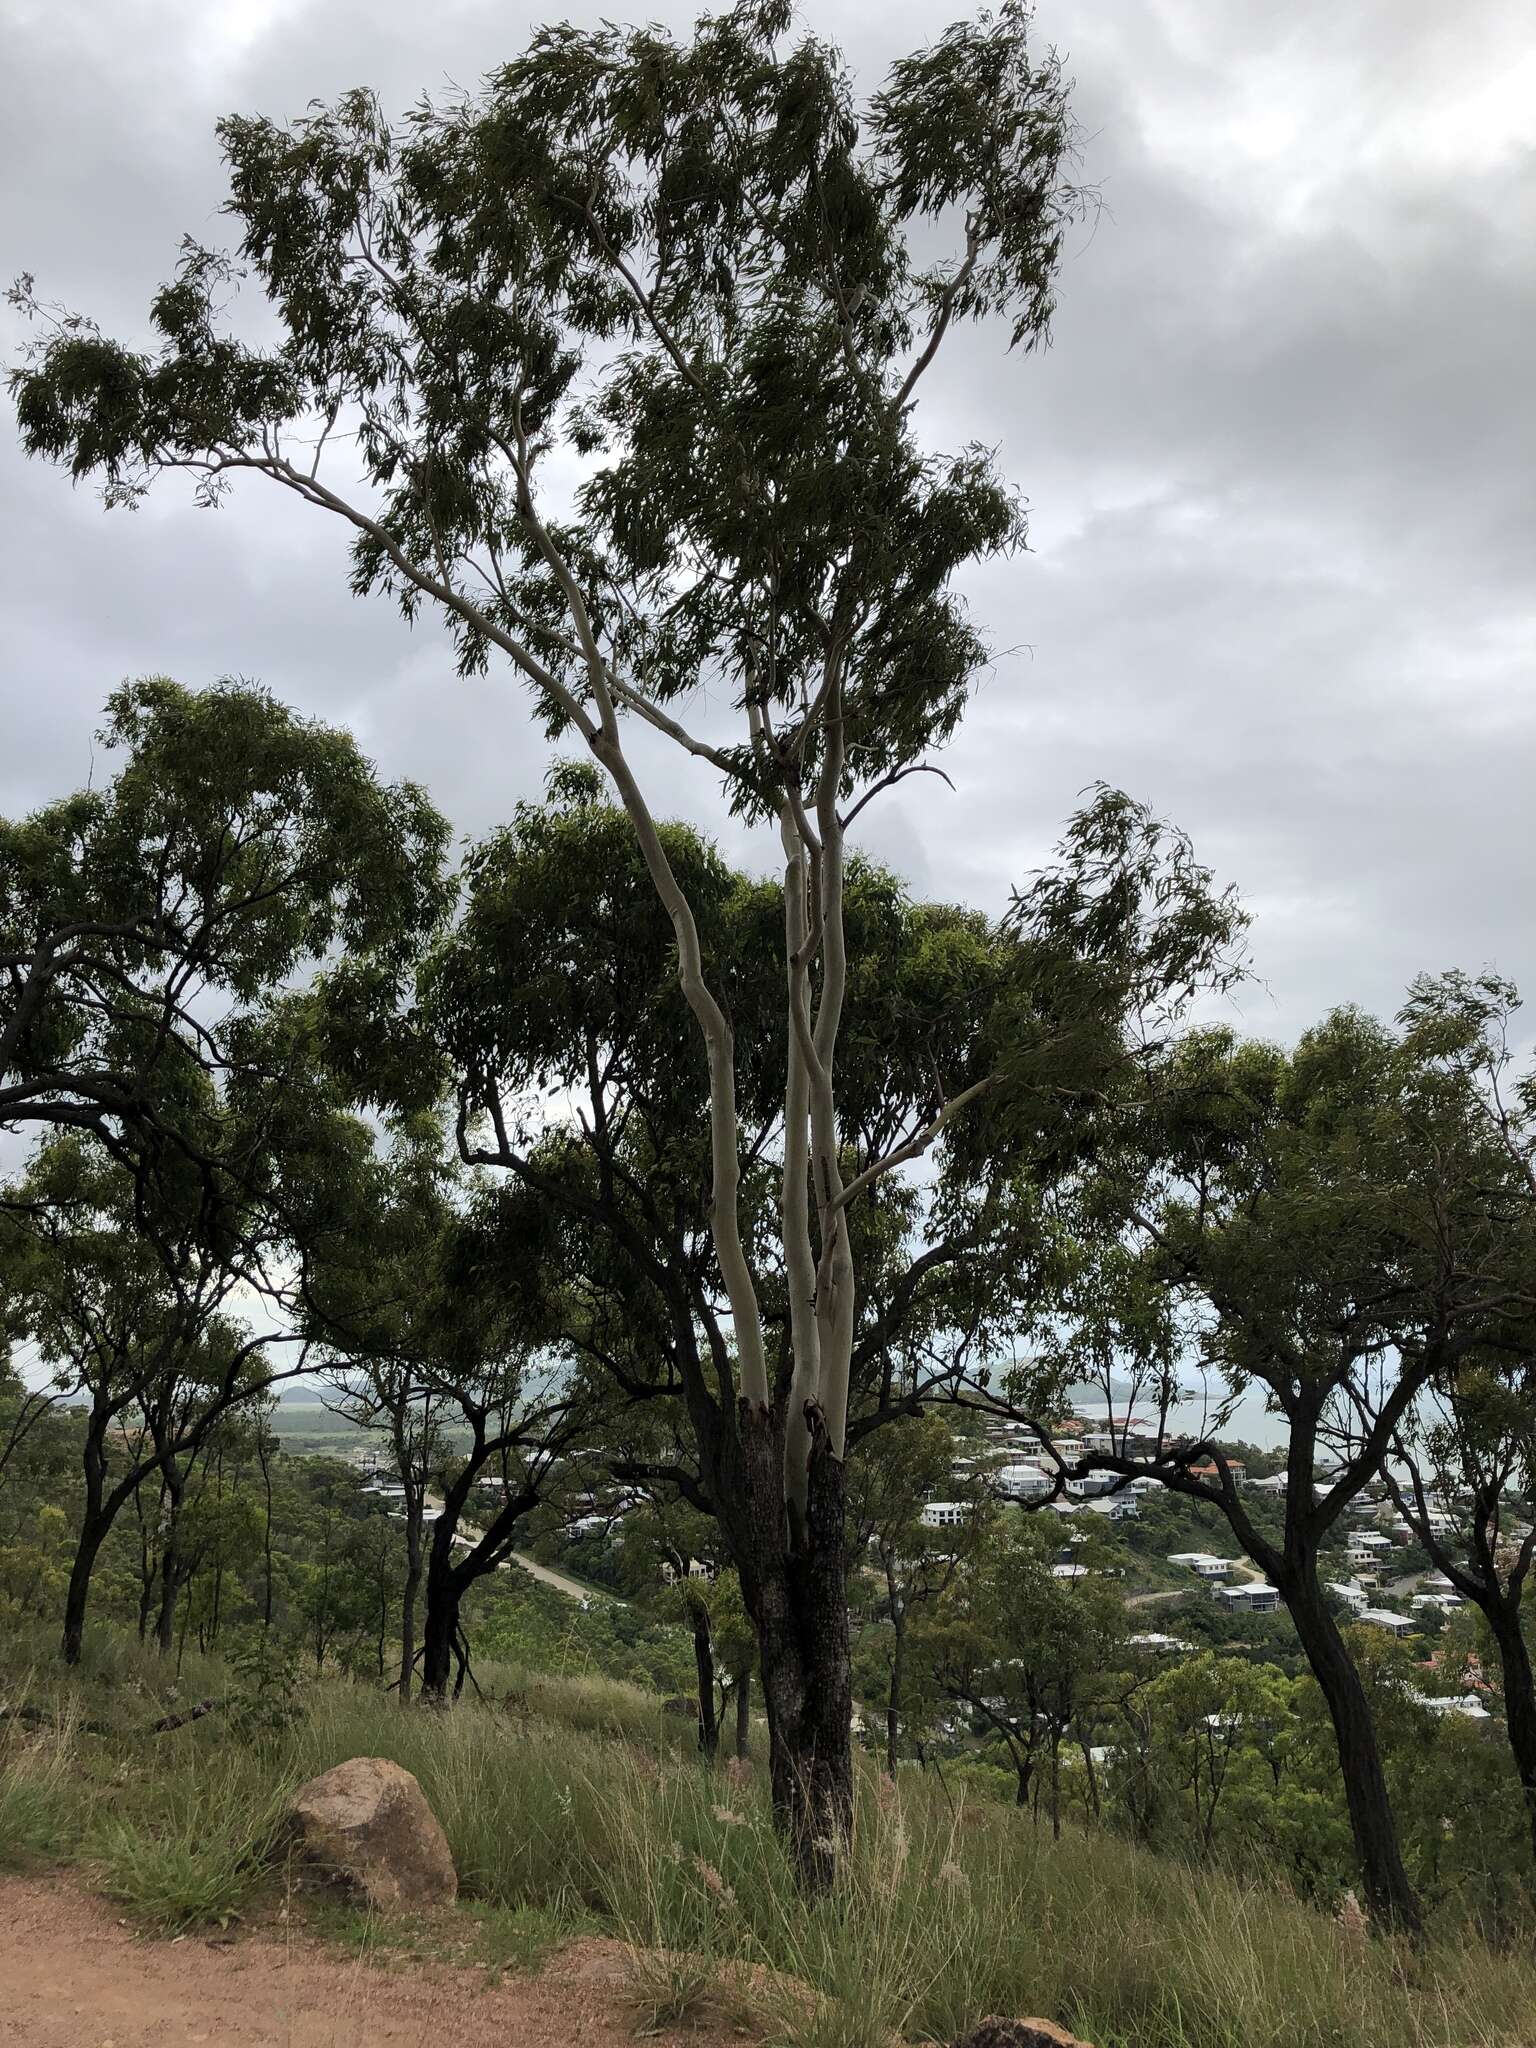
[4,1631,1534,2048]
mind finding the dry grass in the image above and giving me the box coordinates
[6,1642,1536,2047]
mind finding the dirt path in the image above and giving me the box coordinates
[509,1553,603,1602]
[423,1496,616,1606]
[0,1877,710,2048]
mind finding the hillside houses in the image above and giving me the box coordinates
[1169,1551,1234,1580]
[1213,1581,1280,1613]
[1358,1609,1414,1638]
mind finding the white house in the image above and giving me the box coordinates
[1066,1473,1120,1500]
[1129,1632,1194,1654]
[1213,1581,1280,1613]
[1327,1581,1368,1612]
[1086,1494,1139,1521]
[920,1501,971,1530]
[1168,1550,1238,1578]
[1357,1609,1414,1638]
[997,1463,1054,1501]
[1410,1691,1491,1721]
[659,1557,711,1585]
[1051,1563,1090,1582]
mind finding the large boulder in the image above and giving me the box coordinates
[287,1757,457,1913]
[950,2020,1094,2048]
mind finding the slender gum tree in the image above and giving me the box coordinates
[8,4,1087,1879]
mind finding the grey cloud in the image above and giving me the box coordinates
[1,0,1531,1055]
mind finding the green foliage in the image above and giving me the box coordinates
[0,677,451,1189]
[9,8,1084,772]
[469,1571,696,1697]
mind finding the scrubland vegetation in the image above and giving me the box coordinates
[4,4,1535,2041]
[6,1631,1536,2048]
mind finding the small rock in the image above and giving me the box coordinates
[950,2019,1094,2048]
[287,1756,457,1913]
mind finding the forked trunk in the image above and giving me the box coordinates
[738,1406,852,1892]
[1281,1559,1423,1937]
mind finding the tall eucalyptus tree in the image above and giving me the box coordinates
[9,2,1243,1876]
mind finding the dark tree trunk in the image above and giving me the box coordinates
[153,1465,187,1656]
[376,1541,389,1680]
[736,1408,852,1893]
[734,1667,752,1759]
[1080,1735,1101,1821]
[61,1514,109,1667]
[690,1599,719,1758]
[154,1558,179,1656]
[135,1508,156,1643]
[420,1523,462,1703]
[885,1606,907,1780]
[400,1498,424,1703]
[256,1431,275,1632]
[1282,1559,1423,1937]
[1486,1603,1536,1873]
[62,1411,114,1667]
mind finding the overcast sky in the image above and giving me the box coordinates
[2,0,1531,1048]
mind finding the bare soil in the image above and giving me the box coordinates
[0,1877,739,2048]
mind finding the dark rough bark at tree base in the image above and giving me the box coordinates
[1281,1563,1423,1938]
[418,1540,461,1703]
[61,1518,109,1667]
[735,1401,853,1894]
[1485,1608,1536,1874]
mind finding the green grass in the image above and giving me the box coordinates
[6,1637,1536,2047]
[0,1684,85,1869]
[87,1768,290,1930]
